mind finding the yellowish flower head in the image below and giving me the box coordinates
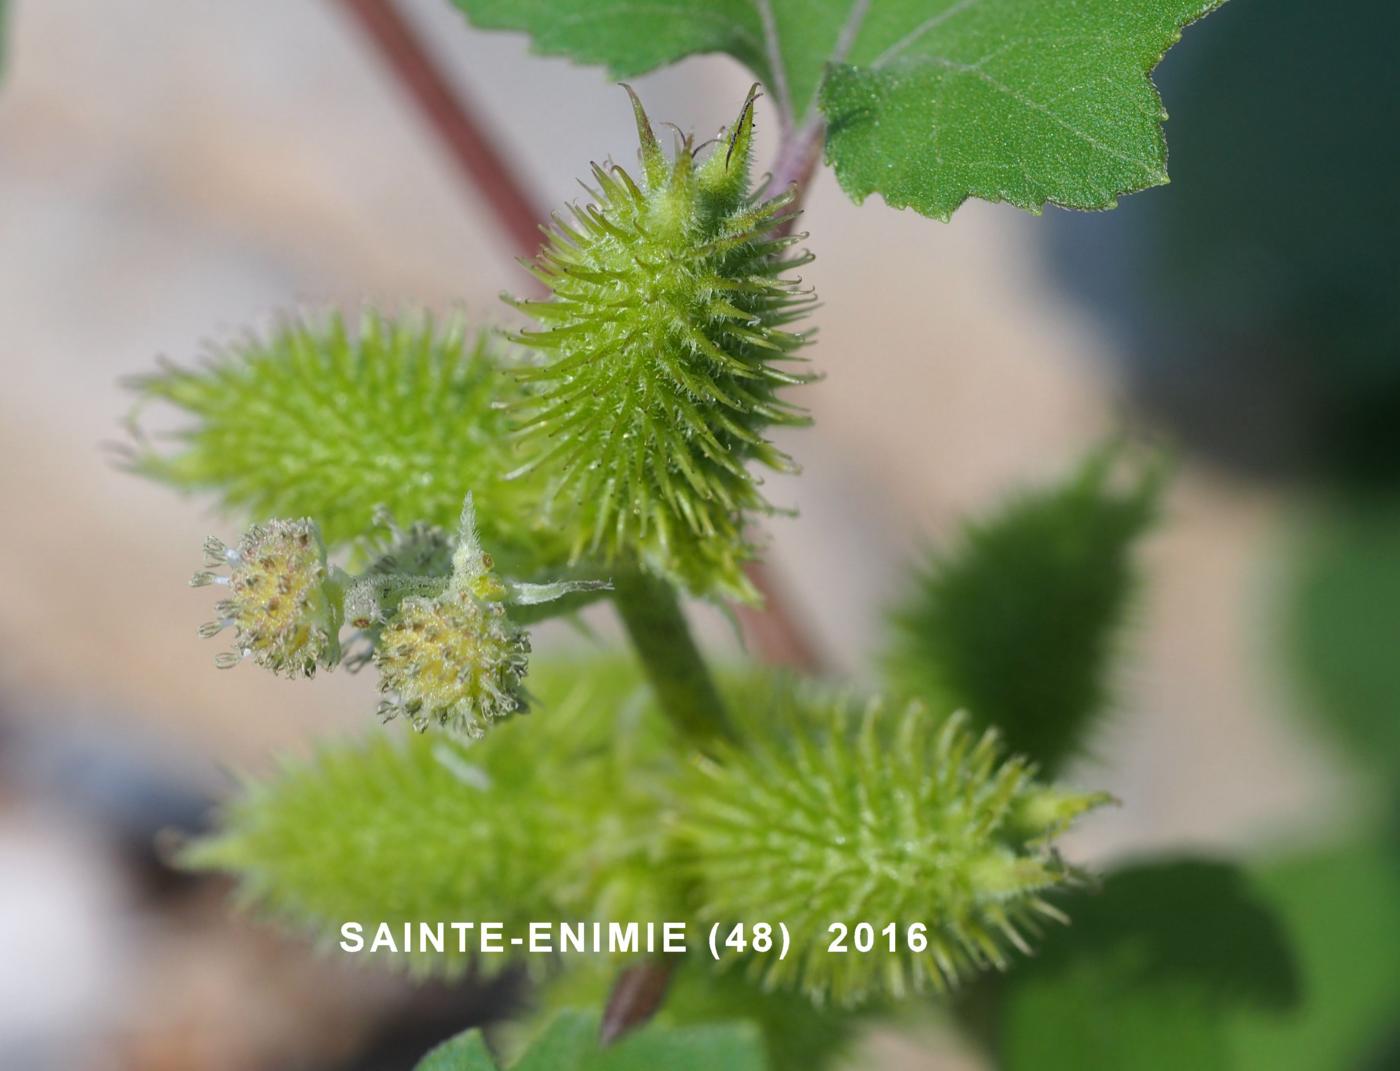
[374,589,529,737]
[193,519,342,677]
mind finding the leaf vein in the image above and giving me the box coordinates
[751,0,793,118]
[871,0,982,69]
[549,5,763,58]
[913,53,1153,175]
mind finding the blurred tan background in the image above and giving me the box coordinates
[0,1,1345,1067]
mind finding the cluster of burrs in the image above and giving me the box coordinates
[193,496,608,736]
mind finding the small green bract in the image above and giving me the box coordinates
[508,86,816,602]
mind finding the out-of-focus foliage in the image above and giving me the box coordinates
[996,859,1299,1070]
[998,847,1400,1066]
[1286,502,1400,784]
[450,0,1224,220]
[640,966,867,1071]
[123,310,556,570]
[1047,0,1400,481]
[1226,844,1400,1070]
[418,1010,764,1071]
[521,962,868,1071]
[884,449,1160,774]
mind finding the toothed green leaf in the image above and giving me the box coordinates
[123,310,558,571]
[884,449,1160,775]
[820,0,1224,219]
[451,0,1225,219]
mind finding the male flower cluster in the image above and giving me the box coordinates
[371,498,533,737]
[192,495,605,735]
[192,519,342,677]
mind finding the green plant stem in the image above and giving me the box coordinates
[612,571,734,745]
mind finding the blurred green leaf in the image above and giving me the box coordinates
[997,859,1299,1070]
[1127,0,1400,483]
[523,959,868,1071]
[419,1011,765,1071]
[883,448,1160,774]
[417,1029,498,1071]
[648,967,867,1071]
[450,0,1223,220]
[1287,503,1400,780]
[1226,844,1400,1070]
[522,1011,764,1071]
